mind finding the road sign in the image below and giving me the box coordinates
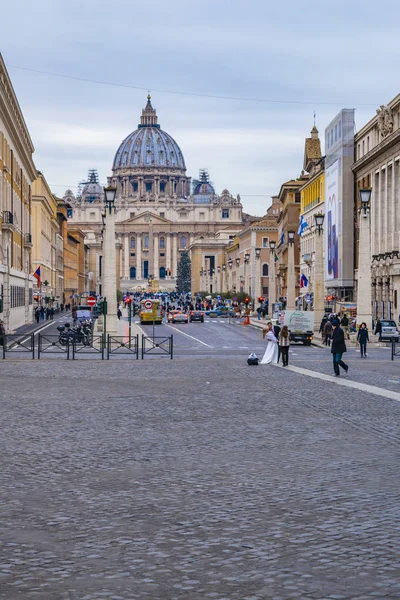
[87,296,96,307]
[144,300,153,309]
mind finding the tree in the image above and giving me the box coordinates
[176,251,191,293]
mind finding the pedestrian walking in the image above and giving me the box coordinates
[278,325,290,366]
[40,306,45,320]
[323,320,332,346]
[117,308,122,320]
[319,315,328,334]
[50,307,54,320]
[45,307,50,320]
[374,318,382,341]
[35,307,40,323]
[341,314,350,339]
[331,319,349,377]
[256,305,262,321]
[357,322,369,357]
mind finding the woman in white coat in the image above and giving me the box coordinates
[260,324,279,364]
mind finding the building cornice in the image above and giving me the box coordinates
[0,54,36,181]
[352,127,400,173]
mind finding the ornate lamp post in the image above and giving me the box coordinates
[287,230,296,310]
[357,189,373,331]
[269,240,276,315]
[102,186,118,336]
[235,257,240,294]
[255,247,261,305]
[244,252,250,296]
[217,265,221,294]
[313,213,325,332]
[222,263,226,293]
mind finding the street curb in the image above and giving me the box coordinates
[12,312,72,336]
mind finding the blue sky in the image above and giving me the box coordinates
[2,0,400,214]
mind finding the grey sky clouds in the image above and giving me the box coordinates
[2,0,399,214]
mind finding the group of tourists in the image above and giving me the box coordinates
[34,306,55,323]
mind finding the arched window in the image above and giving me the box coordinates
[180,235,186,249]
[159,236,165,249]
[262,263,269,277]
[130,237,136,249]
[130,266,136,280]
[144,235,149,248]
[159,266,166,279]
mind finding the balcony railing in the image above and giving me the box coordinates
[2,210,13,225]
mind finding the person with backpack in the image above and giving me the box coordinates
[331,320,349,377]
[323,320,333,346]
[341,314,350,339]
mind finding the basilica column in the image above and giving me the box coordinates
[154,234,159,279]
[124,234,130,279]
[172,234,178,277]
[166,233,172,276]
[136,235,142,280]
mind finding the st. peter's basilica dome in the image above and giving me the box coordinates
[112,96,186,172]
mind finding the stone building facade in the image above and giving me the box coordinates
[66,97,243,293]
[0,53,36,330]
[352,94,400,322]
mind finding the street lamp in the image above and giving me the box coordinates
[244,252,250,263]
[228,258,233,268]
[314,213,325,233]
[104,186,117,214]
[236,257,240,267]
[286,230,296,309]
[357,188,373,331]
[254,247,262,305]
[269,240,276,314]
[359,188,372,217]
[101,185,118,337]
[217,265,221,273]
[313,214,325,331]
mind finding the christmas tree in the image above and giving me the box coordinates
[176,251,192,293]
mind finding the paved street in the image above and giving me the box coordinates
[1,324,400,599]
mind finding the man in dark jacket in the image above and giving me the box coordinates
[331,320,348,376]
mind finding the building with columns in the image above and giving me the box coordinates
[352,94,400,322]
[66,96,243,293]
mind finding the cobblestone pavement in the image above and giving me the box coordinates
[1,359,400,600]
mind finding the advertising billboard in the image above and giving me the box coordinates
[325,160,339,281]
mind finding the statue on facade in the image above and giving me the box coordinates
[376,105,394,138]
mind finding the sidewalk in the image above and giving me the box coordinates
[12,312,71,337]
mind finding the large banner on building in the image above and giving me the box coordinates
[325,160,339,281]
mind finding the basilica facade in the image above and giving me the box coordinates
[65,96,243,293]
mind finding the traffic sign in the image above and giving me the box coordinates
[87,296,96,307]
[144,300,153,309]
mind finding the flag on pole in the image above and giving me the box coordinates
[298,215,308,236]
[300,274,309,288]
[33,266,41,287]
[279,231,284,245]
[274,252,278,262]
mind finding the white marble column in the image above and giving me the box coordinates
[103,207,118,335]
[124,234,130,279]
[136,235,142,280]
[154,234,159,279]
[166,233,172,275]
[172,234,178,276]
[356,209,373,331]
[286,242,296,310]
[313,229,325,332]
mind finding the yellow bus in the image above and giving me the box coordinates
[139,299,163,324]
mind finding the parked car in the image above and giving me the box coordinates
[168,310,188,324]
[379,320,399,341]
[189,310,204,322]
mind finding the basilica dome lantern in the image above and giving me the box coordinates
[112,95,190,200]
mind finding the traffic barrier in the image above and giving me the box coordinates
[142,335,173,359]
[38,334,70,359]
[391,339,400,360]
[1,333,35,359]
[72,336,104,360]
[107,334,139,360]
